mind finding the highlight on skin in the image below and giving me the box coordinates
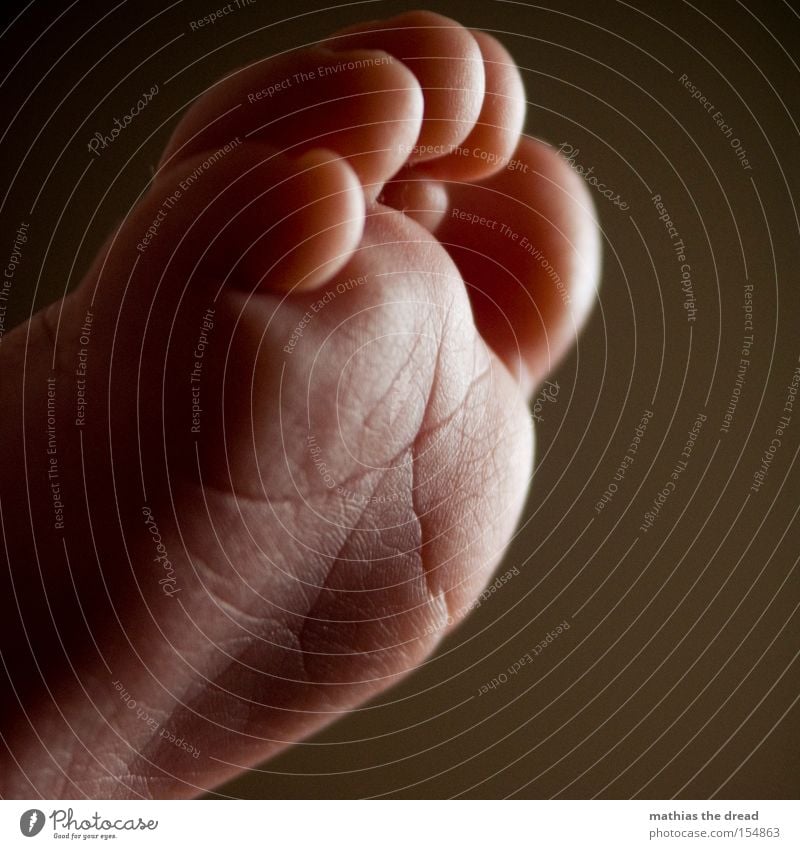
[0,10,599,798]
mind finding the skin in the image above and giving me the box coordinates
[0,11,599,798]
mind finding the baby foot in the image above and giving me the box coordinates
[0,11,599,798]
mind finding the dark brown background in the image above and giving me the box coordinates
[1,0,797,799]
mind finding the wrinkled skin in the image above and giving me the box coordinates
[0,11,599,797]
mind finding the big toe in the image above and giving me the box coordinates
[436,136,601,395]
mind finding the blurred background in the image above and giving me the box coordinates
[0,0,798,798]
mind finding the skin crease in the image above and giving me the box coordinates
[0,11,599,798]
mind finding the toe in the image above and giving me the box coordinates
[125,142,366,293]
[378,174,450,232]
[371,26,527,232]
[158,46,424,203]
[330,11,486,164]
[403,29,527,182]
[435,136,601,396]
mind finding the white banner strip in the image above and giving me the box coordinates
[1,799,797,848]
